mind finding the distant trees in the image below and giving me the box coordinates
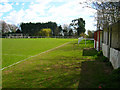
[0,20,9,33]
[8,24,18,33]
[68,29,73,36]
[20,22,58,36]
[39,28,51,37]
[62,24,74,36]
[20,22,75,37]
[87,30,94,38]
[62,24,69,36]
[80,33,86,38]
[0,17,86,38]
[19,18,86,37]
[0,20,18,34]
[70,18,86,36]
[56,25,62,36]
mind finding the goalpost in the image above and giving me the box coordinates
[78,37,83,44]
[78,37,94,46]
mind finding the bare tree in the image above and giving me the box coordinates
[0,20,9,33]
[94,2,120,29]
[80,0,120,29]
[0,20,19,34]
[8,24,18,32]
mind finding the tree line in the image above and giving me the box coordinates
[20,21,61,36]
[1,17,86,37]
[20,17,86,37]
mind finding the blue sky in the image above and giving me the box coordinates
[0,0,97,33]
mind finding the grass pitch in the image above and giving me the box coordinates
[3,39,95,88]
[2,39,119,88]
[2,38,74,68]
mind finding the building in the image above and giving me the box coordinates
[94,30,103,51]
[102,20,120,69]
[8,33,23,38]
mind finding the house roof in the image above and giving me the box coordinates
[94,30,103,33]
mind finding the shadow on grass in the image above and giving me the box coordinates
[83,48,98,56]
[77,48,117,88]
[78,60,107,88]
[78,54,120,88]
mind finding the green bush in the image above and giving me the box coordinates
[102,56,109,62]
[97,50,103,56]
[97,56,109,62]
[110,67,120,81]
[106,61,112,67]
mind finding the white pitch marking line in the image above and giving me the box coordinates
[1,42,70,71]
[3,54,28,56]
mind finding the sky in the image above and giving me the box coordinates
[0,0,98,33]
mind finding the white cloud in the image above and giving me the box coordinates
[3,9,25,24]
[0,0,8,3]
[23,9,39,21]
[85,17,96,31]
[47,0,96,30]
[22,3,24,5]
[30,2,34,4]
[16,3,19,5]
[0,13,3,17]
[29,3,47,15]
[10,3,14,5]
[0,3,12,12]
[3,0,97,30]
[35,0,53,3]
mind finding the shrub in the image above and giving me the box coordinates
[97,50,103,56]
[106,61,112,67]
[110,67,120,81]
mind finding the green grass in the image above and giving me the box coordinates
[2,39,119,88]
[2,38,74,68]
[2,39,94,88]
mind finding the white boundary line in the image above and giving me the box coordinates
[3,54,28,56]
[1,42,70,71]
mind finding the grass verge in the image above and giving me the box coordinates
[2,40,120,88]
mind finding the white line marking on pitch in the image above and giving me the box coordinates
[3,54,28,56]
[1,42,70,71]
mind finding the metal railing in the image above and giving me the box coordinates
[1,36,79,39]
